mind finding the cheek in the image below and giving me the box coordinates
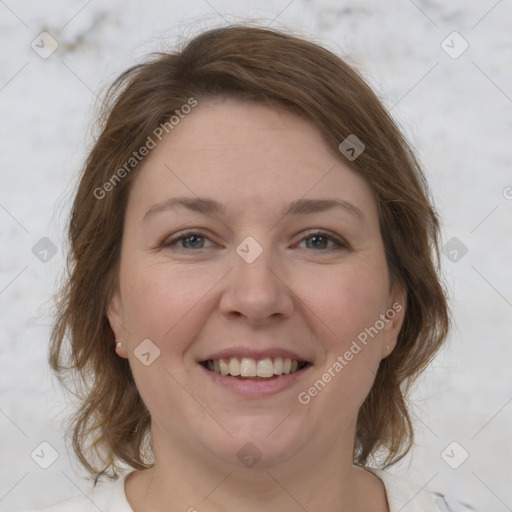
[305,263,390,347]
[118,261,209,341]
[118,262,212,420]
[296,281,385,427]
[296,260,390,411]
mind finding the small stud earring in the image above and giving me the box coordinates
[386,345,390,351]
[116,342,123,348]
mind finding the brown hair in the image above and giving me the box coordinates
[50,24,449,482]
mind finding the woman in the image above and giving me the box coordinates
[31,24,474,512]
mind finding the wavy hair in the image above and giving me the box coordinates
[50,24,449,482]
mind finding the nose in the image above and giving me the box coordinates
[218,242,295,326]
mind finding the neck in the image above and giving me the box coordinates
[125,426,388,512]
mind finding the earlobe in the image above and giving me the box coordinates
[107,293,128,358]
[382,285,407,358]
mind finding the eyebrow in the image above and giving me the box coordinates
[143,196,365,222]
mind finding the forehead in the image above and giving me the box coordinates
[126,99,378,223]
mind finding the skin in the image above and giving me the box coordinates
[107,98,405,512]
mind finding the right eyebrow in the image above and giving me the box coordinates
[143,197,226,221]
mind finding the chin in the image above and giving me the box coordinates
[199,414,309,470]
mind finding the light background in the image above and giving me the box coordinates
[1,0,511,510]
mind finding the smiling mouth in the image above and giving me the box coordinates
[200,357,311,380]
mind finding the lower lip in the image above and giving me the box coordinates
[199,364,311,398]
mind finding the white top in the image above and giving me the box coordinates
[26,469,475,512]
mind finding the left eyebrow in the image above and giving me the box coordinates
[282,198,366,222]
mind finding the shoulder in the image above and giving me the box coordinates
[24,473,133,512]
[370,469,476,512]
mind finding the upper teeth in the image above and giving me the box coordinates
[207,357,301,378]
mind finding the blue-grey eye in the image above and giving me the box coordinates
[304,234,330,249]
[180,234,205,249]
[298,232,345,250]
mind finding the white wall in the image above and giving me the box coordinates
[1,0,511,510]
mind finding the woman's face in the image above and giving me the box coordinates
[108,98,404,472]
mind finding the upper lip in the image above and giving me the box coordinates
[199,347,311,363]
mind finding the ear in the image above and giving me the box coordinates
[381,284,407,359]
[107,291,128,358]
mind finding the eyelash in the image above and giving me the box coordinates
[161,230,349,252]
